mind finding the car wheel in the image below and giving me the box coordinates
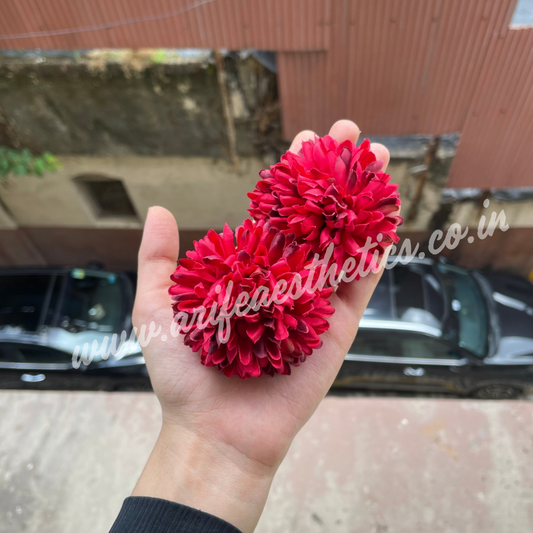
[472,384,522,400]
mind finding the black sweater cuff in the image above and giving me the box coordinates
[109,496,243,533]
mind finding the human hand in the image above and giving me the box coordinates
[131,120,393,532]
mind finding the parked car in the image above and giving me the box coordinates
[0,267,150,391]
[335,258,533,399]
[3,260,533,398]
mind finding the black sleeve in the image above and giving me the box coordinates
[109,497,243,533]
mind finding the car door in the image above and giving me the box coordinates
[335,329,408,391]
[392,331,472,394]
[335,329,471,394]
[0,343,90,390]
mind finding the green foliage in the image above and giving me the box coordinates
[0,147,61,180]
[151,49,167,64]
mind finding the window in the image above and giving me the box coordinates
[349,330,461,361]
[0,274,52,331]
[59,270,124,333]
[393,266,425,315]
[74,174,138,220]
[397,333,461,360]
[364,270,394,319]
[349,331,401,358]
[0,344,72,365]
[43,275,65,327]
[511,0,533,27]
[392,264,445,326]
[438,264,488,357]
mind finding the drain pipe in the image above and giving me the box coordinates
[214,50,239,173]
[406,135,440,224]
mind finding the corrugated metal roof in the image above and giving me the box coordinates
[0,0,331,51]
[2,0,533,188]
[278,0,518,138]
[277,51,329,138]
[448,27,533,188]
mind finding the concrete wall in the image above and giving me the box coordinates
[452,201,533,230]
[0,157,411,231]
[0,158,413,269]
[0,156,266,231]
[0,53,278,159]
[2,156,533,277]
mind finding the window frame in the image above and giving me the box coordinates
[72,174,139,223]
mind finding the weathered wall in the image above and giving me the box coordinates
[1,50,532,276]
[0,156,407,269]
[0,155,265,230]
[0,52,280,158]
[0,228,46,266]
[1,152,532,276]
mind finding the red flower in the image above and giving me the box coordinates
[248,136,403,275]
[169,219,334,379]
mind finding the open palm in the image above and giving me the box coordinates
[131,120,394,531]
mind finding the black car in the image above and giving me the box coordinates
[3,262,533,398]
[0,267,150,391]
[335,258,533,399]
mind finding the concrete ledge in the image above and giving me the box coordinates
[0,392,532,532]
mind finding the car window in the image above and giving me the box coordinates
[364,270,394,319]
[393,264,445,328]
[398,333,461,360]
[349,331,461,360]
[438,264,488,357]
[0,344,72,365]
[349,331,402,357]
[43,275,65,327]
[0,274,52,332]
[60,270,124,333]
[393,267,425,316]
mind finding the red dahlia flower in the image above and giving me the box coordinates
[248,136,403,275]
[169,219,334,379]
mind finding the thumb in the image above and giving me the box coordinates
[134,207,179,324]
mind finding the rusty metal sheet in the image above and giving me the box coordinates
[448,27,533,188]
[277,0,517,138]
[0,0,330,51]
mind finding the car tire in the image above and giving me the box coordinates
[471,384,523,400]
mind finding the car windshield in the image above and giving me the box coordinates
[59,269,125,334]
[438,264,488,357]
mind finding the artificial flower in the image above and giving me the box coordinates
[169,219,334,378]
[248,135,403,275]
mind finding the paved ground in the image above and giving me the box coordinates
[0,391,532,533]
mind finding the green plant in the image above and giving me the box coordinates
[0,147,61,180]
[151,49,167,64]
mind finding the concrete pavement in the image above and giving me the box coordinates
[0,391,532,533]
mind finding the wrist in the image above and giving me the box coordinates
[132,420,276,533]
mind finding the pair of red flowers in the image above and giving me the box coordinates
[169,135,402,378]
